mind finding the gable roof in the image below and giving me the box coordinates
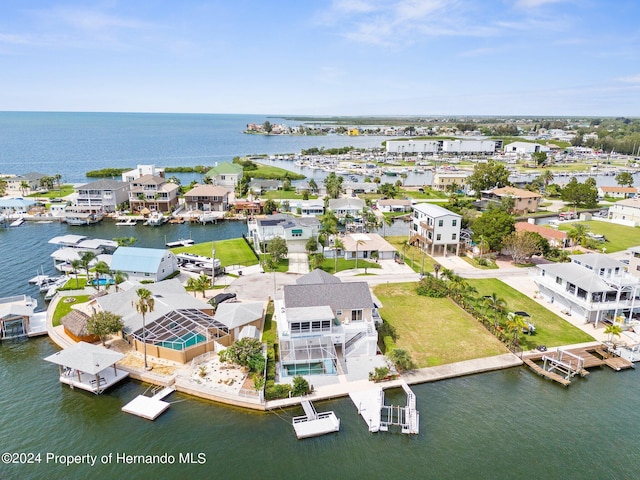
[538,263,614,293]
[110,247,171,273]
[77,179,128,190]
[412,202,460,218]
[599,186,637,193]
[206,162,244,176]
[515,222,567,240]
[488,186,542,199]
[213,302,264,329]
[44,342,124,374]
[184,184,230,197]
[615,198,640,208]
[296,269,342,285]
[284,282,373,311]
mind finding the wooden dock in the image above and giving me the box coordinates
[524,344,634,386]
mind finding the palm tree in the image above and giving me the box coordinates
[381,214,393,237]
[186,277,199,297]
[484,293,507,329]
[70,259,83,288]
[568,223,589,247]
[134,288,155,370]
[540,169,555,188]
[93,261,110,291]
[308,178,318,194]
[112,270,128,292]
[196,274,210,299]
[604,323,623,344]
[354,239,365,270]
[506,312,527,347]
[79,251,97,283]
[333,238,345,273]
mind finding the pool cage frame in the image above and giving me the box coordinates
[131,309,230,351]
[279,337,337,376]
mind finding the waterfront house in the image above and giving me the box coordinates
[232,199,263,215]
[92,279,226,363]
[183,184,230,212]
[109,247,178,282]
[328,197,366,219]
[376,199,412,213]
[480,187,542,214]
[213,302,265,341]
[121,164,165,182]
[128,175,179,213]
[3,172,47,195]
[598,186,638,199]
[49,234,117,272]
[249,179,281,194]
[248,214,320,253]
[515,222,570,248]
[74,179,130,213]
[287,199,325,216]
[275,270,379,377]
[343,181,378,195]
[205,162,244,188]
[410,203,462,256]
[503,141,550,155]
[533,253,640,327]
[0,197,37,215]
[608,198,640,226]
[331,233,397,261]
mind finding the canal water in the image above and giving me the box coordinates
[1,222,640,479]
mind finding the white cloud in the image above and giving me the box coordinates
[617,74,640,84]
[513,0,567,8]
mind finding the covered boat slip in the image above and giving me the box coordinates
[44,342,129,394]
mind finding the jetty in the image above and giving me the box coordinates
[349,380,419,434]
[523,344,634,386]
[122,385,176,420]
[292,399,340,439]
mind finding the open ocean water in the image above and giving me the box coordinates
[1,112,639,479]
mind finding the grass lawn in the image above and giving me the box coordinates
[259,254,289,272]
[262,301,276,345]
[461,256,498,269]
[466,278,595,349]
[172,238,259,267]
[248,163,305,180]
[52,295,91,327]
[27,185,75,199]
[385,236,439,273]
[558,220,640,253]
[402,189,447,200]
[374,283,508,367]
[320,257,380,274]
[263,190,318,200]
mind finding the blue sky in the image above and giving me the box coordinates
[2,0,639,116]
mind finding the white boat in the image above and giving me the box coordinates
[166,238,195,248]
[9,217,25,227]
[115,218,137,226]
[145,212,167,226]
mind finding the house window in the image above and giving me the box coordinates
[336,310,342,316]
[351,310,363,322]
[438,219,444,227]
[452,233,457,240]
[452,219,457,227]
[436,234,441,241]
[556,276,562,285]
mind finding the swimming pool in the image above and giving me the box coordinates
[89,278,114,286]
[158,333,207,350]
[283,360,336,376]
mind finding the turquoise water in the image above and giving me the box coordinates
[158,333,206,350]
[89,278,114,286]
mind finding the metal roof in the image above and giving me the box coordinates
[44,342,125,374]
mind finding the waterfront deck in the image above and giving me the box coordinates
[524,344,634,386]
[292,399,340,439]
[122,386,175,420]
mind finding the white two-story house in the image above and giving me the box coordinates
[411,203,462,256]
[533,253,640,327]
[74,179,130,213]
[247,214,320,254]
[275,269,380,377]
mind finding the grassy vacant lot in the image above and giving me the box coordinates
[466,278,594,349]
[558,220,640,253]
[52,295,91,327]
[374,283,508,367]
[263,190,318,200]
[27,186,75,199]
[172,239,259,267]
[249,163,305,180]
[385,236,439,273]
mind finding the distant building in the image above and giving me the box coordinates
[376,199,412,213]
[598,186,637,199]
[121,164,165,182]
[608,198,640,226]
[328,197,366,219]
[503,142,550,155]
[128,175,179,213]
[247,214,320,253]
[386,139,497,155]
[628,246,640,278]
[205,162,244,188]
[2,172,47,195]
[515,222,569,248]
[432,172,471,192]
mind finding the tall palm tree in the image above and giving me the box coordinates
[196,274,210,299]
[333,238,345,273]
[604,323,623,344]
[93,261,110,291]
[355,239,365,270]
[112,270,128,292]
[541,169,555,188]
[70,259,83,288]
[506,312,527,348]
[186,277,199,297]
[568,223,589,247]
[134,288,155,370]
[484,293,507,329]
[79,251,97,283]
[381,213,393,237]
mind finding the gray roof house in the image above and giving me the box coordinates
[109,247,178,282]
[74,179,130,213]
